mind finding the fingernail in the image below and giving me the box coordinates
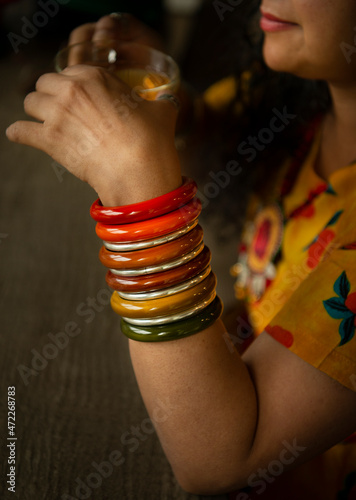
[109,12,130,33]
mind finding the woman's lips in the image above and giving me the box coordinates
[260,10,298,32]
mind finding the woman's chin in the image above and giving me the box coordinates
[263,43,296,73]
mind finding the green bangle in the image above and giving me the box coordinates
[120,296,223,342]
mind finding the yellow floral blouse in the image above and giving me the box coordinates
[230,126,356,499]
[233,129,356,393]
[204,77,356,498]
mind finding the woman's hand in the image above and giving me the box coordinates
[6,65,182,206]
[68,13,165,53]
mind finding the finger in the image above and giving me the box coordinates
[93,13,131,42]
[68,23,96,45]
[24,91,54,122]
[35,65,116,96]
[35,67,94,94]
[6,120,45,150]
[35,71,67,94]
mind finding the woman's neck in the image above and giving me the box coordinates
[316,82,356,179]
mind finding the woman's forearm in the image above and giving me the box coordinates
[129,318,258,495]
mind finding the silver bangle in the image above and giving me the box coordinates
[117,266,211,300]
[103,220,198,252]
[122,293,216,326]
[110,242,204,276]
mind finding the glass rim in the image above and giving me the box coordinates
[54,39,180,94]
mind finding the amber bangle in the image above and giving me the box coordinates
[120,296,223,342]
[105,246,211,292]
[118,266,211,301]
[96,198,201,243]
[103,220,198,252]
[99,225,203,270]
[122,292,217,326]
[90,177,197,224]
[111,271,216,319]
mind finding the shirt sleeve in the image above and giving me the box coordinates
[265,247,356,392]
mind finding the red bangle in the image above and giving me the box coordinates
[118,266,211,300]
[106,245,211,292]
[90,177,197,224]
[96,198,201,243]
[99,225,203,270]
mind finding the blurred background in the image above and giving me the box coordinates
[0,1,241,499]
[0,0,204,87]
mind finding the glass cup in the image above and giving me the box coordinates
[54,40,180,100]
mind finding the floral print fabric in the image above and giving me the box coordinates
[230,127,356,499]
[234,130,356,393]
[202,79,356,499]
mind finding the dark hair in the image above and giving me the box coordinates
[181,0,330,237]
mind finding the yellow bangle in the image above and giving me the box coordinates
[122,293,216,326]
[110,271,216,319]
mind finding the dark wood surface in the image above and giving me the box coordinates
[0,42,235,500]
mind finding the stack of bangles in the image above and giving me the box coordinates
[90,177,223,342]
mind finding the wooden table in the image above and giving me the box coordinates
[0,48,230,500]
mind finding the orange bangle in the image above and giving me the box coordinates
[110,272,217,319]
[96,198,201,243]
[104,220,198,252]
[106,245,212,292]
[99,225,203,270]
[109,241,204,276]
